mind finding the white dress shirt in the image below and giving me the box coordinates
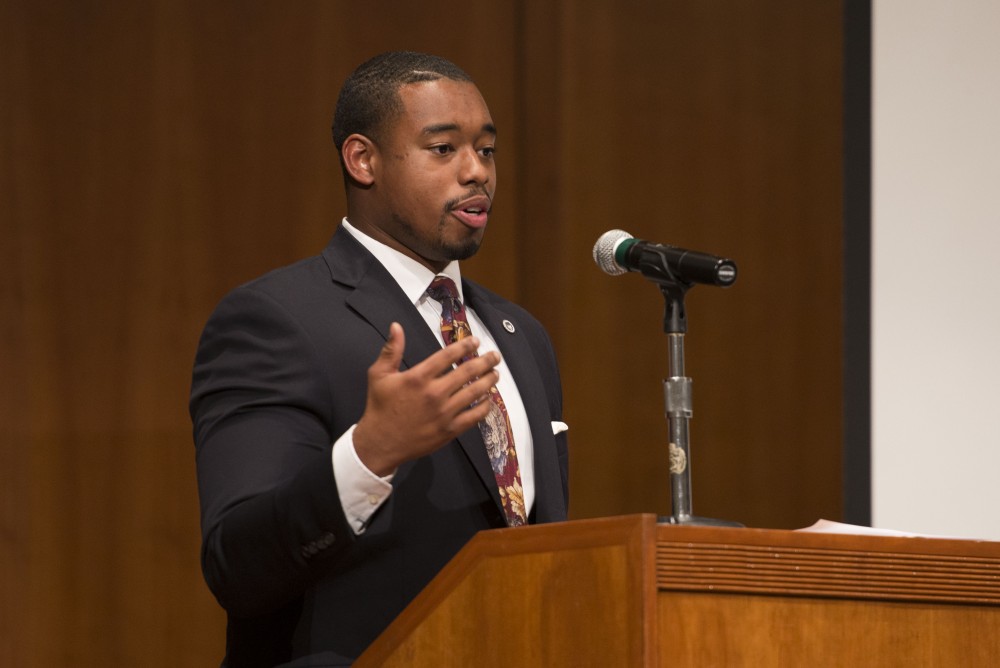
[331,219,535,533]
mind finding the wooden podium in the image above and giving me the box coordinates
[355,514,1000,667]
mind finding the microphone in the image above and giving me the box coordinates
[592,229,737,287]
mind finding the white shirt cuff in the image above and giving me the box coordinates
[332,424,394,535]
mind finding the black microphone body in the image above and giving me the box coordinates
[593,229,737,287]
[621,238,737,287]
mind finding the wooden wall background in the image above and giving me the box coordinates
[1,1,843,664]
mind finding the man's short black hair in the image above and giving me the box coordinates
[332,51,474,152]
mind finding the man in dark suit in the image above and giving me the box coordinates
[190,51,569,667]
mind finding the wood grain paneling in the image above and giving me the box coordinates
[357,516,658,668]
[660,593,1000,667]
[1,1,844,663]
[520,1,843,526]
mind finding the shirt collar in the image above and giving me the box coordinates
[341,218,464,305]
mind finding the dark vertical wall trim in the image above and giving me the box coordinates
[843,0,872,525]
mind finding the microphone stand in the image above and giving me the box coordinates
[658,280,743,527]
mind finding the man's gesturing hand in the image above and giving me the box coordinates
[353,322,500,476]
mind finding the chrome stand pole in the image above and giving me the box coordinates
[658,283,742,527]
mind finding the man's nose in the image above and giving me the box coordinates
[458,148,490,185]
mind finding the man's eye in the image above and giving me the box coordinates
[480,146,496,158]
[430,145,453,155]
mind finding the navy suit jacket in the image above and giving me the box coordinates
[191,226,569,666]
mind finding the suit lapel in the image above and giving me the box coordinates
[322,227,439,370]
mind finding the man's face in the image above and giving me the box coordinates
[366,79,497,272]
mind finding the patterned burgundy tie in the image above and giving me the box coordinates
[426,276,527,527]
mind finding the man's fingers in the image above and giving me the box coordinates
[451,370,499,410]
[446,379,496,430]
[431,363,496,425]
[370,322,405,377]
[358,324,511,469]
[418,336,483,377]
[443,351,500,387]
[452,399,494,433]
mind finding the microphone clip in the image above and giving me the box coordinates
[659,280,691,335]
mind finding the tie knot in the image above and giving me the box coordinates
[427,275,460,304]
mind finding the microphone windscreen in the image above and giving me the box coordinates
[592,229,633,276]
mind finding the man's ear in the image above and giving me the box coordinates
[341,134,377,186]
